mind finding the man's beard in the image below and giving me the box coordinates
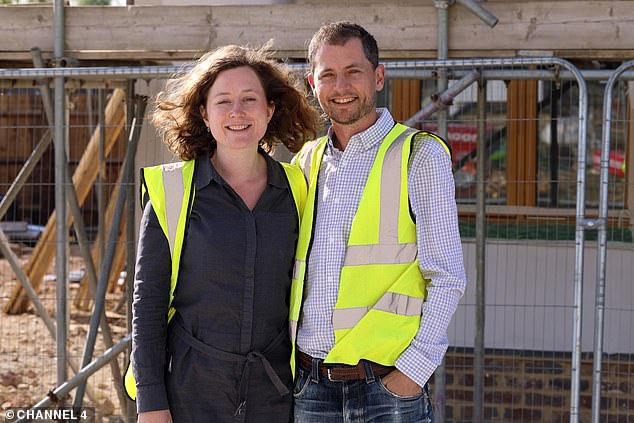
[324,95,376,126]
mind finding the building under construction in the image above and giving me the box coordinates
[0,1,633,422]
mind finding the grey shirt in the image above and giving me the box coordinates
[132,151,298,413]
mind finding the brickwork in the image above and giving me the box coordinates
[435,349,634,422]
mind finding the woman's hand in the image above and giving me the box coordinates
[137,409,173,423]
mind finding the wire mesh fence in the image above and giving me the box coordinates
[0,58,632,423]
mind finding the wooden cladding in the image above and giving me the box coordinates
[2,2,634,62]
[506,80,538,207]
[391,79,421,123]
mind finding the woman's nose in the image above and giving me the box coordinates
[229,102,244,116]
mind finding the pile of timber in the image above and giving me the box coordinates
[4,88,127,315]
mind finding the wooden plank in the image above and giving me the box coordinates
[457,205,631,228]
[507,80,519,205]
[506,79,538,207]
[525,80,533,201]
[4,88,126,314]
[0,2,633,62]
[75,170,124,310]
[391,79,422,122]
[107,227,127,294]
[407,80,420,120]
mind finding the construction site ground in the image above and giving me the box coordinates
[0,251,130,422]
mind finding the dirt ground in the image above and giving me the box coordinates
[0,252,132,422]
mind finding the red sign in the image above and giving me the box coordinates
[420,123,479,161]
[591,150,626,177]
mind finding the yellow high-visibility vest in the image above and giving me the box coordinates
[288,123,450,376]
[124,158,307,400]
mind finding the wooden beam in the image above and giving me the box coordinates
[457,205,631,228]
[391,79,421,122]
[0,2,633,62]
[75,170,126,310]
[4,89,126,315]
[507,79,538,207]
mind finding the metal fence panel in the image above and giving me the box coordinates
[0,58,632,423]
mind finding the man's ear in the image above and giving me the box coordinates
[307,73,315,91]
[375,64,385,92]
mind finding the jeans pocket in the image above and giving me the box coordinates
[293,368,312,398]
[377,377,424,400]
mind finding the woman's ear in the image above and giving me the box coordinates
[267,101,275,124]
[199,104,209,128]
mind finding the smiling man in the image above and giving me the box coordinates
[290,21,467,422]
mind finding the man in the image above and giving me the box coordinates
[289,21,467,422]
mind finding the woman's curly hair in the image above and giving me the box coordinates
[152,44,322,161]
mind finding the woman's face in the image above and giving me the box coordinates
[200,66,275,152]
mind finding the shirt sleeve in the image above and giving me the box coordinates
[131,200,172,413]
[395,134,467,387]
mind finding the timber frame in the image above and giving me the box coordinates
[0,1,634,66]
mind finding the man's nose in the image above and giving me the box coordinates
[334,75,350,91]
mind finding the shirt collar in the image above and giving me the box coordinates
[195,149,287,190]
[327,108,396,153]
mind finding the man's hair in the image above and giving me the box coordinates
[307,21,379,71]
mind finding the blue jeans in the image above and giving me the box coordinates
[293,358,434,423]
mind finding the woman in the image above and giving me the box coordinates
[130,45,320,423]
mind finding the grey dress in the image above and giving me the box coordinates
[132,152,298,422]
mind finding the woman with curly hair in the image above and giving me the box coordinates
[129,44,321,423]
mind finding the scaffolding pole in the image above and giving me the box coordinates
[53,0,68,392]
[473,76,487,423]
[434,2,449,420]
[15,336,132,423]
[592,59,634,423]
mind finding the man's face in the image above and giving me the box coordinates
[308,38,384,130]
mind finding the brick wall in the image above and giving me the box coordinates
[435,348,634,422]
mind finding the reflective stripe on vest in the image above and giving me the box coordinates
[332,292,424,329]
[162,163,186,256]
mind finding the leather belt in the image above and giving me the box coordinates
[297,351,394,382]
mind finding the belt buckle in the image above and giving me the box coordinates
[327,367,334,381]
